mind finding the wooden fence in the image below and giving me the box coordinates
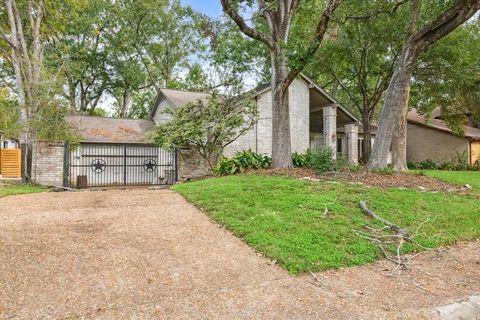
[0,148,22,178]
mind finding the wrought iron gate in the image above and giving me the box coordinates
[65,143,177,188]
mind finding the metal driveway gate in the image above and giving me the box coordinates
[65,143,176,188]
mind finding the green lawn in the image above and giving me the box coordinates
[173,175,480,274]
[418,170,480,190]
[0,184,46,197]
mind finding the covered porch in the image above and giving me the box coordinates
[307,79,360,163]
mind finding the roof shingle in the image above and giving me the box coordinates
[67,116,155,143]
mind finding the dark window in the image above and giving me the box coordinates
[337,138,342,153]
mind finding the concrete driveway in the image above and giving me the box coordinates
[1,189,479,319]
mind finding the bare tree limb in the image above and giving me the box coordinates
[282,0,342,91]
[220,0,275,48]
[359,201,409,237]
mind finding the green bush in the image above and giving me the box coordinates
[407,159,439,170]
[292,152,308,167]
[407,152,480,171]
[439,151,479,171]
[214,149,271,175]
[294,149,348,173]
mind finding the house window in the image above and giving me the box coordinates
[337,138,342,153]
[358,138,364,160]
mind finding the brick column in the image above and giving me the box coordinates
[344,123,358,164]
[323,105,337,158]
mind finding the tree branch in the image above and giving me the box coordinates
[220,0,275,48]
[341,0,409,23]
[283,0,342,91]
[409,0,480,54]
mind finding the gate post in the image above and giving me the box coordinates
[63,143,69,187]
[175,149,178,182]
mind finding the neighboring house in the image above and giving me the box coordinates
[0,137,19,149]
[407,109,480,165]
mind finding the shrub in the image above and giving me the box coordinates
[439,151,479,171]
[214,149,271,175]
[292,152,308,167]
[407,159,439,170]
[305,149,348,173]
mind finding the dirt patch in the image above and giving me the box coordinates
[252,168,466,192]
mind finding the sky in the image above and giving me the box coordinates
[181,0,223,18]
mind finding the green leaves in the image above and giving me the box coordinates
[0,88,21,139]
[214,149,272,175]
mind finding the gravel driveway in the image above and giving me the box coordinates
[1,189,478,319]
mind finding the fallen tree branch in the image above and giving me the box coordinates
[359,201,409,238]
[356,201,436,269]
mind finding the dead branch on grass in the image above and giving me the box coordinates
[355,201,436,269]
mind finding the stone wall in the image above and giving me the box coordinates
[31,141,65,186]
[177,149,210,180]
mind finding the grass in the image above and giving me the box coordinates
[0,183,47,197]
[173,175,480,274]
[417,170,480,190]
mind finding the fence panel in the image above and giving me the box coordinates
[0,148,22,178]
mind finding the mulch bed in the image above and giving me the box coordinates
[252,168,467,192]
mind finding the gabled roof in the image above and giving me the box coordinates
[151,88,210,118]
[407,109,480,140]
[67,115,155,143]
[253,72,359,123]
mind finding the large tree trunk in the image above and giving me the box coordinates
[391,95,410,171]
[271,47,293,168]
[368,48,414,170]
[220,0,341,169]
[368,0,480,170]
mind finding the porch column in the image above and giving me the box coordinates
[344,123,358,164]
[323,105,337,158]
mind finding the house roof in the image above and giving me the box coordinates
[151,88,210,117]
[407,109,480,140]
[252,73,359,123]
[67,115,155,144]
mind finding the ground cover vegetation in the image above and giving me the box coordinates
[173,174,480,274]
[0,183,46,197]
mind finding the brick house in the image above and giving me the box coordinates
[407,109,480,165]
[31,74,370,187]
[152,74,369,166]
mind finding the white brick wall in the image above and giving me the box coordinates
[288,78,310,153]
[224,78,310,157]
